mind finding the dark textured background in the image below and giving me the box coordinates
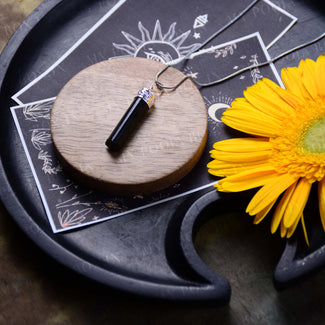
[1,1,325,324]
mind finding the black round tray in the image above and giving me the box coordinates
[1,0,325,303]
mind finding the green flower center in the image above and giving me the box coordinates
[302,117,325,154]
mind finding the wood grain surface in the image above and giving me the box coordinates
[51,57,208,195]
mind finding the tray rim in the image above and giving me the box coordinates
[2,0,325,301]
[0,0,228,302]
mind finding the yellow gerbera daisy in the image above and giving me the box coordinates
[208,54,325,243]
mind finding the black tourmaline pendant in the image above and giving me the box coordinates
[105,88,155,151]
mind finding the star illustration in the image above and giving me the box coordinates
[187,72,198,79]
[193,32,201,39]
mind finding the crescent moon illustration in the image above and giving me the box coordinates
[208,103,230,123]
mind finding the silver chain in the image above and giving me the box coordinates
[155,0,260,90]
[155,0,325,91]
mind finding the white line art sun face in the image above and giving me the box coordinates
[113,20,200,64]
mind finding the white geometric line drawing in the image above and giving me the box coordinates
[193,32,201,39]
[250,54,263,83]
[144,51,173,63]
[205,95,233,124]
[113,20,200,64]
[30,128,52,150]
[213,44,237,59]
[58,208,92,228]
[50,181,78,194]
[208,103,231,123]
[193,14,208,29]
[104,201,127,211]
[23,100,54,121]
[54,191,127,214]
[55,192,94,209]
[38,150,62,175]
[187,72,198,79]
[182,66,199,80]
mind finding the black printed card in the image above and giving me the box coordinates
[11,33,283,232]
[12,0,296,105]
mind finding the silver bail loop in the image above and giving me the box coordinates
[154,65,189,91]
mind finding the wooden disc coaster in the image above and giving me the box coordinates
[51,57,208,195]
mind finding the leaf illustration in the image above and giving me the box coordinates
[58,208,92,228]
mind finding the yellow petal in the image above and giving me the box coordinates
[280,219,287,238]
[300,58,317,100]
[319,178,325,232]
[208,168,232,177]
[227,98,282,124]
[271,87,302,110]
[208,159,261,169]
[315,55,325,99]
[207,160,233,169]
[212,138,271,152]
[253,198,277,225]
[246,173,298,215]
[222,111,280,138]
[283,178,312,228]
[223,107,281,125]
[301,214,310,246]
[281,66,312,101]
[262,78,298,114]
[208,161,271,177]
[210,149,271,163]
[284,214,310,245]
[216,165,276,192]
[271,182,297,234]
[286,213,301,238]
[244,79,293,119]
[230,97,253,110]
